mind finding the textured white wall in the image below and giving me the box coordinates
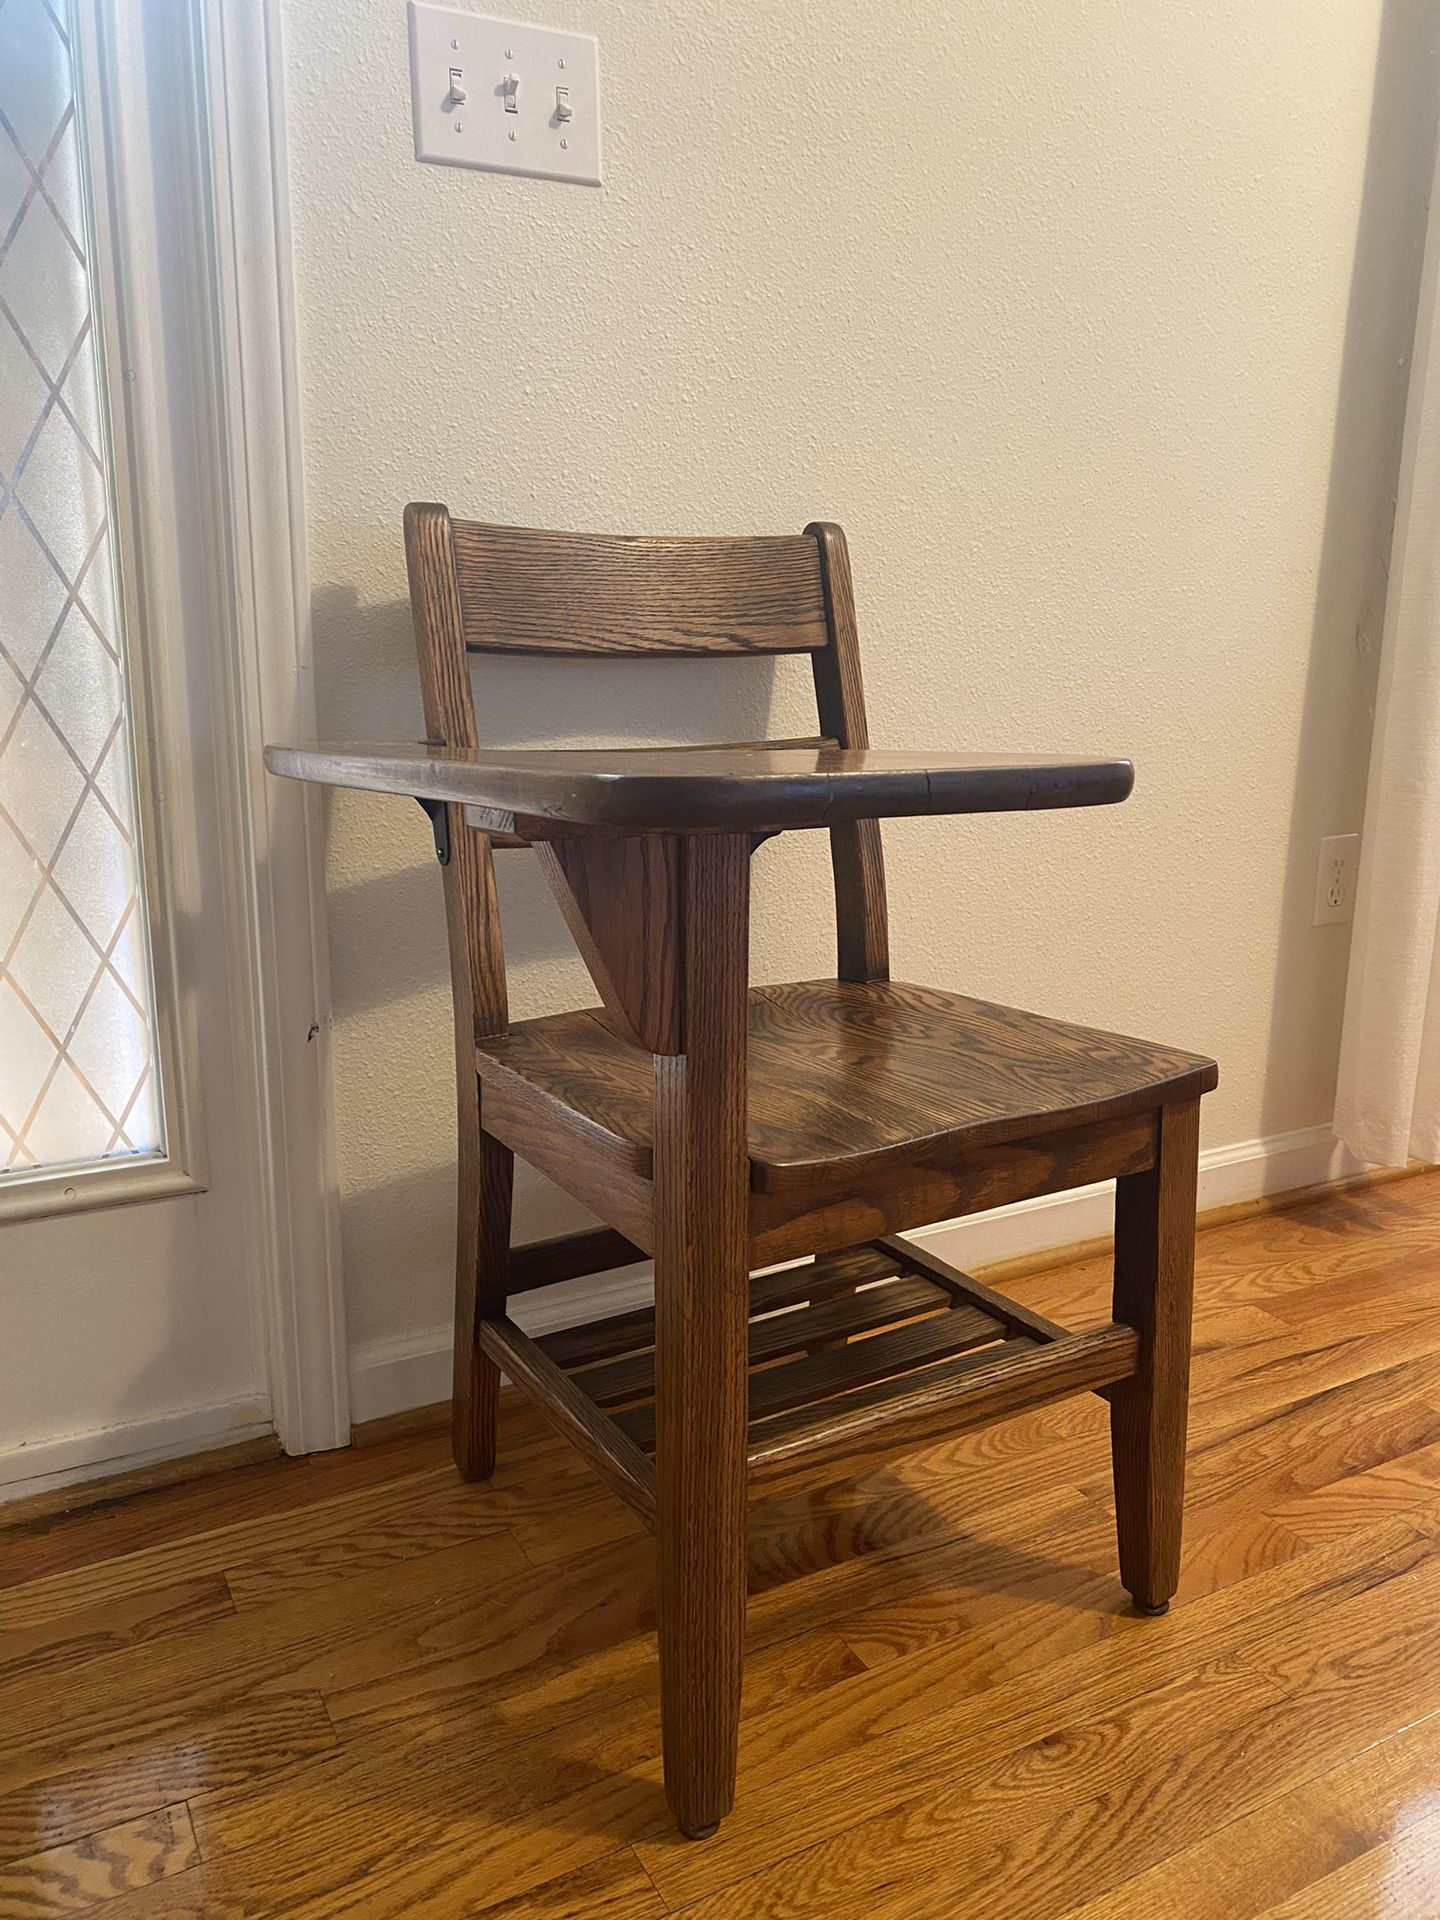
[280,0,1438,1364]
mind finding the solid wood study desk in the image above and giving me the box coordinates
[265,513,1213,1843]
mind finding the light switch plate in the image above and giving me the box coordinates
[407,3,602,187]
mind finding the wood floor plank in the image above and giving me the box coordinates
[472,1849,665,1920]
[0,1471,504,1634]
[0,1399,569,1595]
[222,1478,526,1609]
[668,1538,1440,1920]
[0,1695,336,1864]
[0,1805,198,1919]
[1065,1704,1440,1920]
[637,1513,1435,1907]
[0,1576,234,1686]
[189,1629,858,1863]
[1250,1803,1440,1919]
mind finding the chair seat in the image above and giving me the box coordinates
[477,980,1217,1192]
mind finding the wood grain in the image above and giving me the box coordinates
[536,834,684,1054]
[0,1804,197,1917]
[807,521,889,981]
[652,832,752,1836]
[450,521,830,656]
[405,500,513,1481]
[1110,1097,1201,1611]
[478,1316,657,1523]
[477,980,1209,1185]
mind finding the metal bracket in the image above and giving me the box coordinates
[416,796,451,866]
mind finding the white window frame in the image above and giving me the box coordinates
[0,0,347,1452]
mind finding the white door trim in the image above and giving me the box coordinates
[192,0,348,1454]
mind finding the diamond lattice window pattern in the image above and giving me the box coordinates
[0,0,162,1177]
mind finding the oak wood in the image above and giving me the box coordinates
[405,501,513,1481]
[476,1318,657,1523]
[477,981,1209,1186]
[535,1246,901,1373]
[877,1235,1071,1342]
[450,521,830,655]
[506,1225,647,1295]
[267,509,1215,1842]
[536,834,684,1054]
[572,1273,953,1411]
[615,1305,1012,1455]
[461,737,838,844]
[652,832,751,1836]
[745,1323,1140,1472]
[807,522,889,981]
[748,1109,1158,1265]
[1110,1096,1202,1610]
[263,739,1138,834]
[476,1057,657,1253]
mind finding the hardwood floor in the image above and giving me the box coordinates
[9,1172,1440,1916]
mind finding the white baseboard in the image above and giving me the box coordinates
[348,1123,1373,1428]
[914,1121,1371,1273]
[0,1396,274,1504]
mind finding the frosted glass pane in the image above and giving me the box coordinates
[0,0,163,1178]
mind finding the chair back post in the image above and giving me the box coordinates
[805,521,890,982]
[403,501,509,1042]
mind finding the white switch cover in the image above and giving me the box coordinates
[408,4,601,186]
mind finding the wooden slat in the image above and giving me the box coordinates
[746,1307,1009,1425]
[507,1226,648,1295]
[450,523,830,656]
[878,1235,1071,1342]
[615,1305,1010,1453]
[536,1244,900,1373]
[745,1323,1140,1474]
[477,1318,656,1524]
[575,1273,953,1410]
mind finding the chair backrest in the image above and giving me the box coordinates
[402,505,889,1041]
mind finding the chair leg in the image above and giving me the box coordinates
[452,1089,513,1481]
[1109,1097,1200,1614]
[653,834,751,1839]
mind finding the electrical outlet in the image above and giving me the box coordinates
[1313,834,1360,926]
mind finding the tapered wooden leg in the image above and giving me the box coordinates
[653,834,751,1839]
[1109,1097,1200,1613]
[452,1088,513,1482]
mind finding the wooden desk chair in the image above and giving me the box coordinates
[271,508,1217,1838]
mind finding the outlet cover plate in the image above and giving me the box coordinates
[408,4,602,187]
[1313,833,1360,926]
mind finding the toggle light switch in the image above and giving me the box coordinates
[408,4,602,185]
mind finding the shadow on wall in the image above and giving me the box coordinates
[1261,0,1440,1138]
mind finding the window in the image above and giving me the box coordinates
[0,0,162,1176]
